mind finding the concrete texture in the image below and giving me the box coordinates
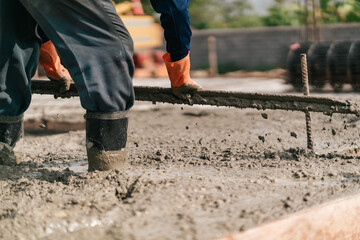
[1,78,360,240]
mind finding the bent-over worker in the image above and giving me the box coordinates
[0,0,201,171]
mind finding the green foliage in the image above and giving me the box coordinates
[337,0,360,22]
[114,0,262,29]
[262,0,360,27]
[188,0,263,29]
[320,0,343,23]
[112,0,360,29]
[262,3,300,26]
[139,0,155,16]
[188,0,217,29]
[316,0,360,24]
[113,0,154,15]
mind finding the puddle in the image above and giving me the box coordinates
[36,158,88,175]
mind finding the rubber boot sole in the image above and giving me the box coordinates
[0,143,22,166]
[172,84,202,100]
[87,144,128,171]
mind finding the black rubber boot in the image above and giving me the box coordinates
[0,114,23,165]
[85,111,129,171]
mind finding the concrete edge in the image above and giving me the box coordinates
[217,193,360,240]
[24,119,85,132]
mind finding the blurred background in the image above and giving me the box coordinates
[108,0,360,93]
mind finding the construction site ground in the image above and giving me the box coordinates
[1,77,360,240]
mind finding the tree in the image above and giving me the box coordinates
[188,0,218,29]
[112,0,261,29]
[336,0,360,22]
[110,0,360,29]
[189,0,262,29]
[262,0,301,26]
[113,0,154,15]
[318,0,360,24]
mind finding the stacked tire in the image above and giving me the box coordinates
[308,42,331,90]
[287,40,360,92]
[348,40,360,91]
[327,41,352,92]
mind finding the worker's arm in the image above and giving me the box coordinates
[36,26,72,93]
[39,41,72,93]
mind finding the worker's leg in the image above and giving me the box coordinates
[0,0,39,116]
[0,1,39,165]
[150,0,201,98]
[150,0,191,61]
[20,0,135,113]
[19,0,134,171]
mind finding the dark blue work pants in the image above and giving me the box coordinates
[0,0,191,116]
[151,0,192,61]
[0,0,135,116]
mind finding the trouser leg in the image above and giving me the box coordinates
[0,1,37,165]
[150,0,200,98]
[0,115,23,148]
[0,115,23,165]
[19,0,134,170]
[0,0,39,116]
[85,111,128,171]
[150,0,192,61]
[20,0,135,113]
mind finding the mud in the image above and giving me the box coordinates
[2,100,360,240]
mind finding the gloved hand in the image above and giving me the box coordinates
[39,41,72,93]
[163,52,202,99]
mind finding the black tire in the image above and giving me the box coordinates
[327,41,352,92]
[348,40,360,91]
[307,42,331,90]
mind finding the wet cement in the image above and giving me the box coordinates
[2,104,360,240]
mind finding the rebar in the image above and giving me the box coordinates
[301,54,314,151]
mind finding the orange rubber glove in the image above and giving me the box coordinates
[39,41,72,93]
[163,52,202,99]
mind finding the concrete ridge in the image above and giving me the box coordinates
[31,80,360,116]
[217,192,360,240]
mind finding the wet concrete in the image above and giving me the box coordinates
[2,78,360,239]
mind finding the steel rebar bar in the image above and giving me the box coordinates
[301,53,314,151]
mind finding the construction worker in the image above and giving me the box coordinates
[149,0,202,98]
[0,0,200,171]
[38,0,201,97]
